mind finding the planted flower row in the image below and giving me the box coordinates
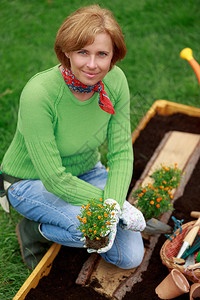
[133,164,182,220]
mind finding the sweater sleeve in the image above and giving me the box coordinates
[19,79,104,206]
[103,69,133,209]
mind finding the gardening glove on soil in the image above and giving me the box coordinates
[119,200,146,231]
[87,199,121,254]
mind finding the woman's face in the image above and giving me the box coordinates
[65,32,113,86]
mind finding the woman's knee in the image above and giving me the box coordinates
[101,230,145,269]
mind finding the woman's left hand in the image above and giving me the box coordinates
[119,201,146,231]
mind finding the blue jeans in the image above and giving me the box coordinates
[8,161,144,269]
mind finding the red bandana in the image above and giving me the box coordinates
[61,68,115,115]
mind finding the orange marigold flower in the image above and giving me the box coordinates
[139,193,144,197]
[82,229,85,232]
[84,233,87,236]
[89,228,92,232]
[104,213,108,217]
[94,230,97,234]
[93,224,97,227]
[85,205,90,210]
[150,200,154,205]
[99,198,103,201]
[81,205,85,208]
[163,180,166,184]
[159,186,164,189]
[164,187,169,191]
[96,237,100,240]
[102,226,105,228]
[87,211,91,216]
[82,217,87,224]
[106,221,111,225]
[165,167,169,171]
[77,216,80,219]
[142,189,147,193]
[170,195,173,199]
[98,216,102,220]
[111,212,115,216]
[156,197,163,203]
[156,204,160,208]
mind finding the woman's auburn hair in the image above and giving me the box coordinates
[54,5,127,69]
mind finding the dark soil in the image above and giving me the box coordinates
[25,112,200,300]
[85,235,109,250]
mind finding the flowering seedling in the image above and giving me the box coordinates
[133,164,182,220]
[77,198,116,240]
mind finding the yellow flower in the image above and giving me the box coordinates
[82,229,85,232]
[94,230,97,234]
[93,224,97,227]
[96,237,100,240]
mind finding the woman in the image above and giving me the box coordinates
[1,5,146,270]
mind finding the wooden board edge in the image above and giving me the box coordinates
[131,100,200,144]
[13,243,61,300]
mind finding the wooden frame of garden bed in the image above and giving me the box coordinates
[13,100,200,300]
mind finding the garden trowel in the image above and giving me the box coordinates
[143,218,172,235]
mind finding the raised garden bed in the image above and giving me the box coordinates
[14,100,200,300]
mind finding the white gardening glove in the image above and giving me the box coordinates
[87,199,121,254]
[119,200,146,231]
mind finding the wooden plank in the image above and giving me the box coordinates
[87,258,138,299]
[82,131,200,299]
[13,243,61,300]
[141,131,200,187]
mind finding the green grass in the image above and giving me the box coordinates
[0,0,200,298]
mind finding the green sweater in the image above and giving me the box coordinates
[1,65,133,208]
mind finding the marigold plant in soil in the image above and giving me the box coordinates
[133,164,182,220]
[77,198,116,248]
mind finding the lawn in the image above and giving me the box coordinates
[0,0,199,299]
